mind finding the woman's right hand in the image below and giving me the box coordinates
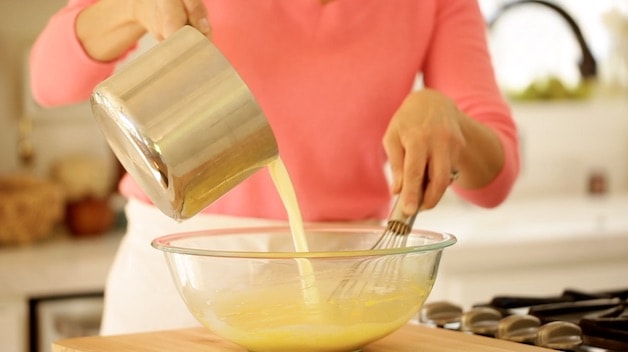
[131,0,211,41]
[76,0,210,62]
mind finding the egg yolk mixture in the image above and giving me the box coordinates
[197,280,433,352]
[189,158,432,351]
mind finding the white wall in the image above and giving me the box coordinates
[0,1,116,188]
[0,1,69,174]
[480,0,628,90]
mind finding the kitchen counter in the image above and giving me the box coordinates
[6,194,618,290]
[0,229,123,352]
[0,229,123,297]
[3,194,624,300]
[3,193,628,351]
[52,324,554,352]
[416,193,628,244]
[415,193,628,308]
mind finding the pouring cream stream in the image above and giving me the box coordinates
[268,157,321,305]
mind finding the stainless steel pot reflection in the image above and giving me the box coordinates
[91,26,278,220]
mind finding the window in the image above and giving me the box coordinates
[480,0,628,93]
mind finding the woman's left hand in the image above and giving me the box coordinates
[383,89,465,215]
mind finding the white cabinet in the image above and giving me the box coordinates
[0,231,122,352]
[0,297,27,352]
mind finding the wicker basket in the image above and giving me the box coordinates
[0,174,65,245]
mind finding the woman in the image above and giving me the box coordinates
[30,0,519,335]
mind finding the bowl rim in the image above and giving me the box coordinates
[150,224,457,259]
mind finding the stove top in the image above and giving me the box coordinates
[420,288,628,351]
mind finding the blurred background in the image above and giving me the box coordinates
[0,1,627,352]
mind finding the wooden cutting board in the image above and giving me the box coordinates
[52,324,554,352]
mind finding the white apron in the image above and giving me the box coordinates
[99,198,285,335]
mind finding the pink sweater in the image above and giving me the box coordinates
[30,0,519,222]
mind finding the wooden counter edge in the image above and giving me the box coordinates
[52,323,555,352]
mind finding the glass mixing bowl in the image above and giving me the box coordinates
[151,225,456,352]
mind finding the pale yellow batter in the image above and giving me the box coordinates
[197,280,433,352]
[187,158,433,351]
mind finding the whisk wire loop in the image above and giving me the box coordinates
[330,198,418,301]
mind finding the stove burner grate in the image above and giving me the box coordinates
[421,288,628,351]
[485,288,627,351]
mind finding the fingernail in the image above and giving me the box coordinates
[197,18,211,34]
[392,179,401,193]
[404,203,417,216]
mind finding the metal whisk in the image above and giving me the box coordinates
[329,170,460,301]
[372,168,445,250]
[372,169,458,250]
[370,197,417,250]
[329,197,420,301]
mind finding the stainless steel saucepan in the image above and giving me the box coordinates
[90,26,278,220]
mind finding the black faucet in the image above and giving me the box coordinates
[487,0,597,80]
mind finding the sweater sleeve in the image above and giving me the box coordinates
[29,0,132,107]
[423,0,520,208]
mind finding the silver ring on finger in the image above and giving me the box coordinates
[450,169,460,182]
